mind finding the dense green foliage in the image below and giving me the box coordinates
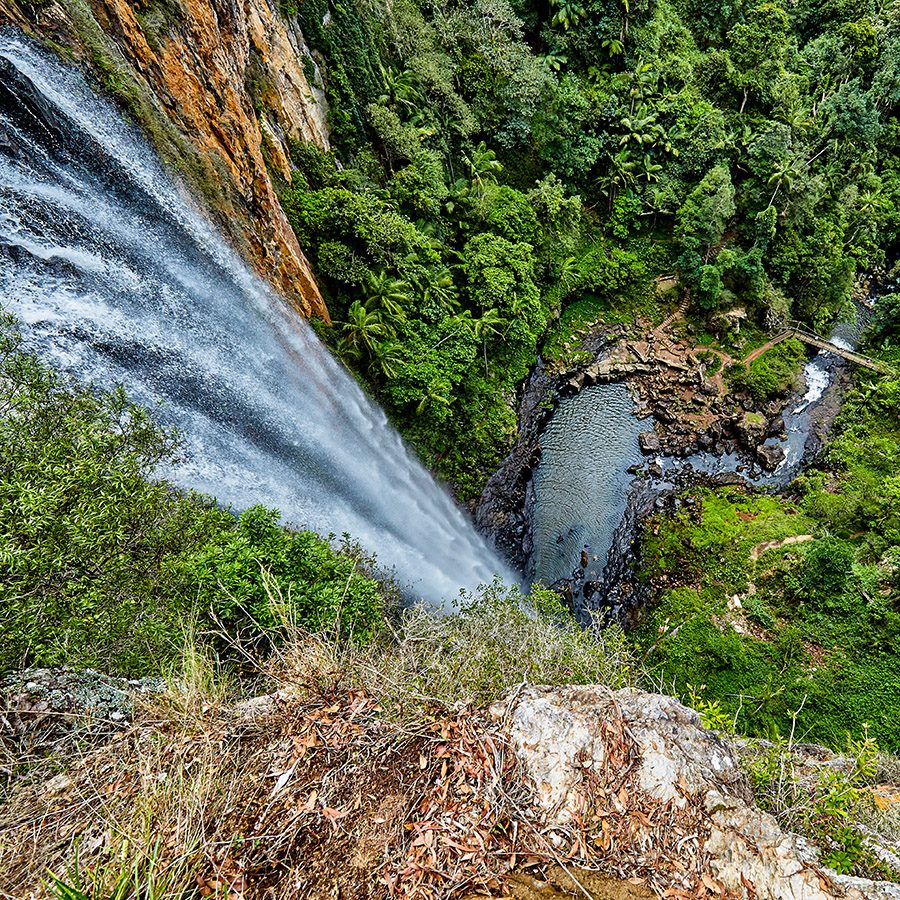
[0,314,388,674]
[268,0,900,493]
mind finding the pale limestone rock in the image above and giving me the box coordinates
[501,686,900,900]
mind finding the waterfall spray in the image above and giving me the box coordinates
[0,32,514,604]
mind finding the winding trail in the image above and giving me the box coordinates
[749,534,814,562]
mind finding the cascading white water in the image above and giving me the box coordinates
[0,32,513,604]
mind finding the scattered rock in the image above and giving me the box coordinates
[639,430,661,454]
[1,667,164,752]
[756,442,785,470]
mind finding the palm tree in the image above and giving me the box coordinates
[618,110,660,148]
[600,147,639,207]
[557,256,581,296]
[544,49,569,72]
[638,153,663,183]
[339,301,393,365]
[767,158,803,207]
[602,36,625,57]
[415,266,460,315]
[472,307,505,341]
[372,339,405,379]
[416,379,452,415]
[845,188,881,247]
[643,186,674,226]
[378,65,423,113]
[777,101,814,136]
[463,142,503,201]
[363,271,412,323]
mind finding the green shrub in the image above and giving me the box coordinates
[0,314,389,674]
[177,506,387,643]
[799,537,856,604]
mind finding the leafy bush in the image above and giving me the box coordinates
[178,506,388,643]
[0,314,389,674]
[745,730,899,881]
[798,537,856,604]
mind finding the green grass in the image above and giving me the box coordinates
[633,486,900,751]
[727,338,806,400]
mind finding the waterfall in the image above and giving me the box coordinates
[0,32,513,604]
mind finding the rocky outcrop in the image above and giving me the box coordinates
[0,0,330,318]
[498,686,900,900]
[4,674,899,897]
[475,362,557,571]
[1,668,164,792]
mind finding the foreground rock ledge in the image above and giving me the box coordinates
[4,676,898,898]
[494,686,900,900]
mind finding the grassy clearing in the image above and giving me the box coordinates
[726,338,807,400]
[633,486,900,750]
[541,286,668,368]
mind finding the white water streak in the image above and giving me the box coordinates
[0,32,513,605]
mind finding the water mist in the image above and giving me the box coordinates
[0,32,513,605]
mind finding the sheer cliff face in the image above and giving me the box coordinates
[0,0,330,319]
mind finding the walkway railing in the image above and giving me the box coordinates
[746,321,894,376]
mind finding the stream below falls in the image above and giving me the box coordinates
[529,316,864,618]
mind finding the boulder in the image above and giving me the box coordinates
[756,442,786,470]
[639,430,661,454]
[497,686,900,900]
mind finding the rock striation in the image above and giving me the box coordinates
[0,0,330,318]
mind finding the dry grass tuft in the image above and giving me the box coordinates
[274,585,636,718]
[0,592,639,899]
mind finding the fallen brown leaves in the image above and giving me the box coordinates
[2,684,743,900]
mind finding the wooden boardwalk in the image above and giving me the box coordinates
[744,322,894,375]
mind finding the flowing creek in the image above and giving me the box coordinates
[530,316,864,617]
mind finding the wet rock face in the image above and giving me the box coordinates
[499,687,900,900]
[756,442,786,471]
[0,0,330,318]
[638,429,661,454]
[475,364,557,572]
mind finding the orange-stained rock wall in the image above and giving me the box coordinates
[0,0,331,319]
